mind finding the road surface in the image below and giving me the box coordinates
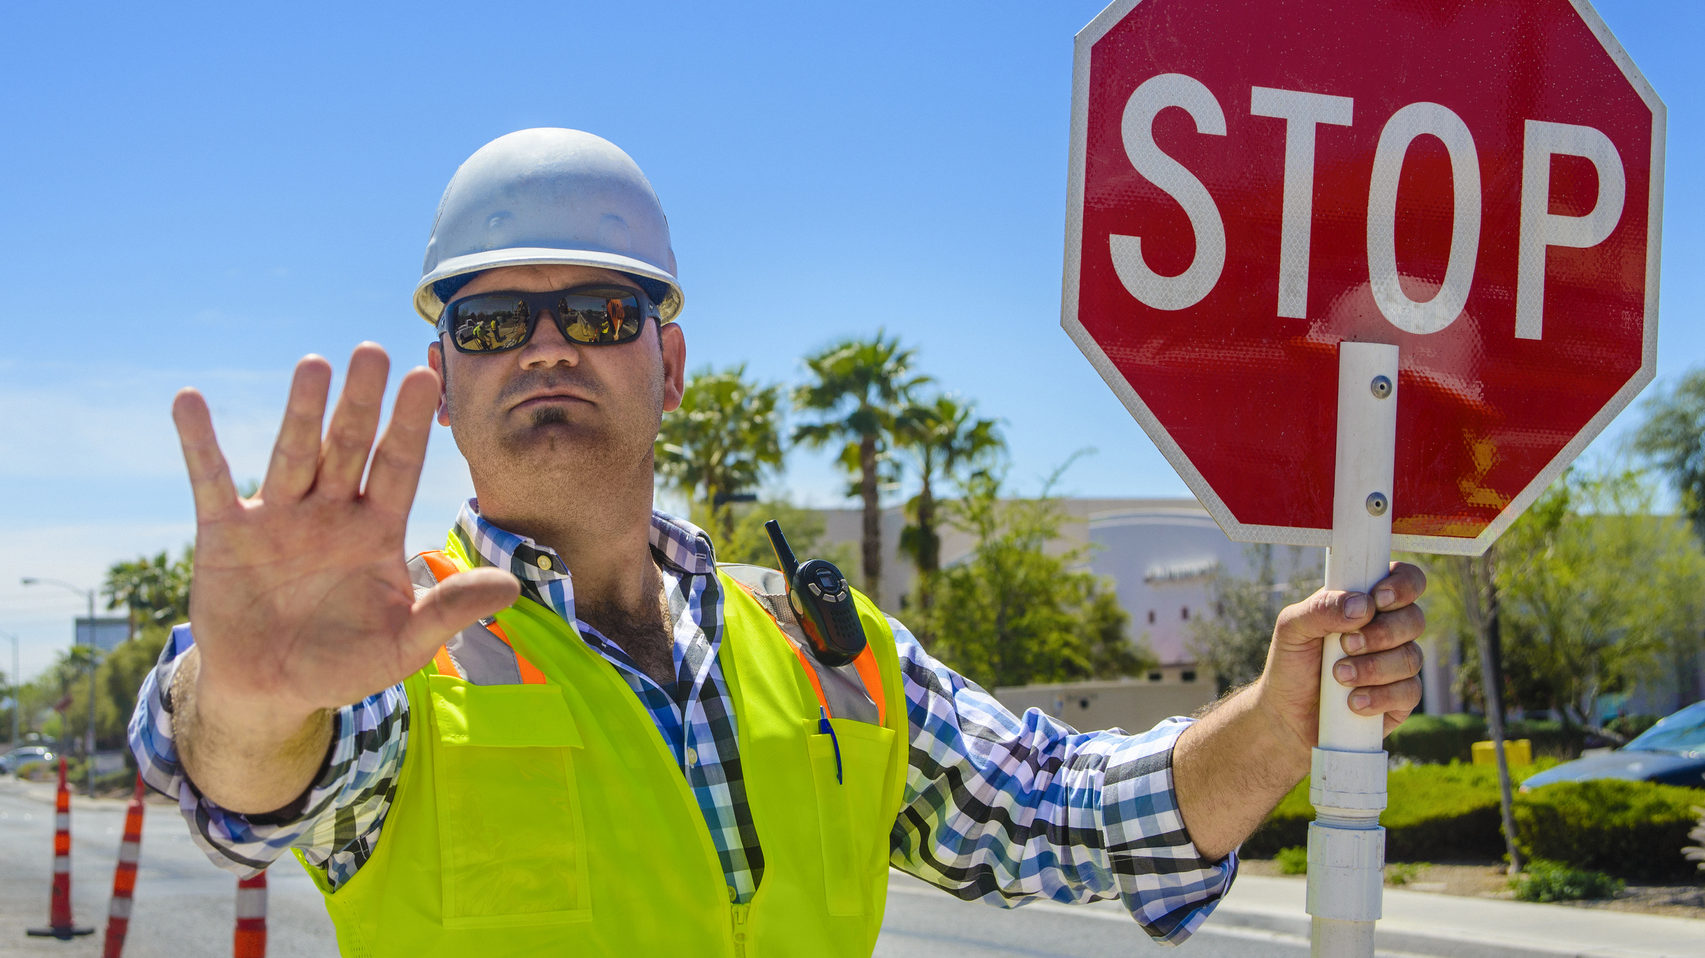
[2,778,1403,956]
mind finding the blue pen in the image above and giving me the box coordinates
[818,707,843,784]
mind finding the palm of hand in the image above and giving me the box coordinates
[174,346,518,724]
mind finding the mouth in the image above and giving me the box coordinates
[511,390,592,413]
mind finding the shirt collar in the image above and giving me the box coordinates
[451,499,716,581]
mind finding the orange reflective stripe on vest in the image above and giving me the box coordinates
[413,551,546,686]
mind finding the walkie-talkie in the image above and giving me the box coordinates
[764,519,867,667]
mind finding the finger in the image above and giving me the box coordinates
[398,569,521,663]
[315,344,390,500]
[1333,641,1423,689]
[1340,604,1426,655]
[261,356,333,502]
[1272,588,1375,652]
[172,388,241,521]
[1347,675,1422,720]
[364,367,440,516]
[1370,561,1427,611]
[1384,705,1417,737]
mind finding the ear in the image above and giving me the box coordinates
[659,322,686,413]
[427,340,451,426]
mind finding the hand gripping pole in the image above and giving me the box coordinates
[1308,342,1397,958]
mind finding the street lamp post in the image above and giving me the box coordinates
[0,628,19,748]
[21,578,99,796]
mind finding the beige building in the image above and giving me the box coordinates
[813,497,1330,731]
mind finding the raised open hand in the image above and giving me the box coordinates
[173,344,519,732]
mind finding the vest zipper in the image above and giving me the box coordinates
[730,902,750,958]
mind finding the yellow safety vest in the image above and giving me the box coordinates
[300,537,908,957]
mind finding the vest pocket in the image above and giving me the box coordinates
[807,718,897,917]
[429,676,592,927]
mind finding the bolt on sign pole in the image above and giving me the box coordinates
[1309,343,1398,957]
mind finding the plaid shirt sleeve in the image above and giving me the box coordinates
[887,621,1237,945]
[126,624,408,886]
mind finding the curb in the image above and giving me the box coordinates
[1211,905,1620,958]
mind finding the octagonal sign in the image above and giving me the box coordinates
[1062,0,1664,554]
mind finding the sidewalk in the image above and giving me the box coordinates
[1216,874,1704,958]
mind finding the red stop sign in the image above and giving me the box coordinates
[1062,0,1663,554]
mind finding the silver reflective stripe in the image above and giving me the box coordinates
[719,564,881,726]
[445,624,525,685]
[407,555,439,592]
[408,553,532,686]
[235,886,267,918]
[109,896,133,919]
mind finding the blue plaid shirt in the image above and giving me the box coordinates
[129,504,1236,943]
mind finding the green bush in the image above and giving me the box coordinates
[1386,713,1486,764]
[1248,762,1534,860]
[1275,846,1308,875]
[1513,779,1705,882]
[1506,719,1584,760]
[1511,860,1624,902]
[1385,862,1423,886]
[1384,714,1584,764]
[1249,763,1705,880]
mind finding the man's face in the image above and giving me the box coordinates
[427,263,686,486]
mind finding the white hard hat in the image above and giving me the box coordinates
[413,128,683,324]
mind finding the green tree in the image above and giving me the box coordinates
[1631,368,1705,542]
[793,332,931,605]
[1187,545,1322,693]
[1433,468,1705,730]
[893,393,1003,616]
[919,470,1153,688]
[655,364,786,543]
[104,547,193,636]
[700,499,857,574]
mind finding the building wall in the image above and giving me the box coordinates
[994,677,1215,736]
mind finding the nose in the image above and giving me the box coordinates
[518,310,581,368]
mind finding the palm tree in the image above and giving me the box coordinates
[104,548,193,638]
[793,332,931,605]
[655,364,786,542]
[895,394,1004,612]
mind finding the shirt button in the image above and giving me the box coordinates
[727,885,737,902]
[536,555,553,571]
[686,747,698,767]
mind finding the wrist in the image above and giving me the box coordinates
[1237,679,1315,786]
[181,647,325,751]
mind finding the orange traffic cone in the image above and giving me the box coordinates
[234,871,267,958]
[101,774,147,957]
[26,758,95,939]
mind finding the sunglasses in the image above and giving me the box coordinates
[437,285,659,353]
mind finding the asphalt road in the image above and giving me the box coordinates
[0,778,1389,957]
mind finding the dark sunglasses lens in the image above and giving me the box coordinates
[450,296,531,351]
[557,291,644,344]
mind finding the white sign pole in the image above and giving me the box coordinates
[1308,341,1398,958]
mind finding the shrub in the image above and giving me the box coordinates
[1384,714,1585,764]
[1506,719,1584,759]
[1385,862,1423,886]
[1514,779,1705,882]
[1247,762,1538,860]
[1385,714,1485,764]
[1275,846,1308,875]
[1511,860,1624,902]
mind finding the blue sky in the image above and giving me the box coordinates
[0,0,1698,682]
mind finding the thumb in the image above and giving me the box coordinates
[1272,588,1373,653]
[399,568,522,660]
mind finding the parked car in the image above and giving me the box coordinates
[1521,701,1705,789]
[0,745,57,775]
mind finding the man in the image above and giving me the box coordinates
[130,129,1425,955]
